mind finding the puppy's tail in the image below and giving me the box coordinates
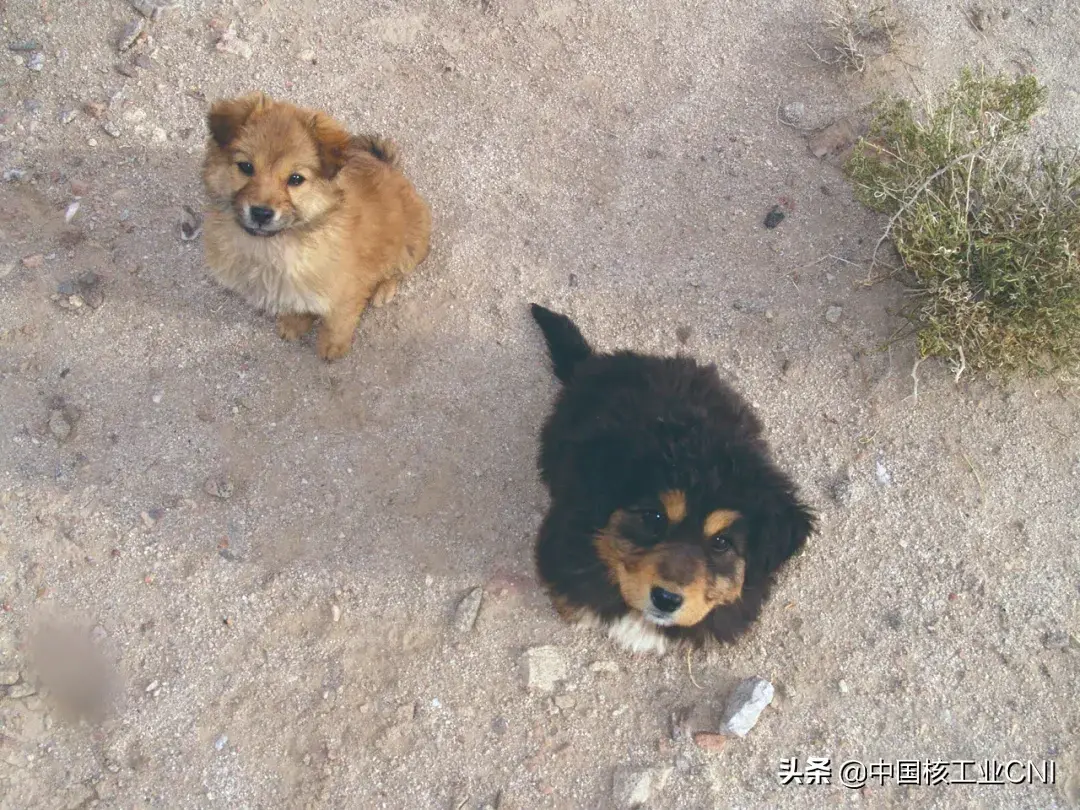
[530,304,592,383]
[350,134,400,168]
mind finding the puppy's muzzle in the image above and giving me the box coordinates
[650,586,683,614]
[240,204,283,236]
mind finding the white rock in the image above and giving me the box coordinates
[453,587,483,632]
[522,646,568,693]
[719,676,775,737]
[612,765,672,809]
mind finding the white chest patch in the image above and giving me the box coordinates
[205,217,333,316]
[606,613,670,656]
[571,610,670,656]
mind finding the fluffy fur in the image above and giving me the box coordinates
[201,93,431,360]
[529,304,815,655]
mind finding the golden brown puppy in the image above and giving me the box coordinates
[201,93,431,360]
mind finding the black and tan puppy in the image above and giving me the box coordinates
[529,304,815,655]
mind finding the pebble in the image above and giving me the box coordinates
[0,670,19,686]
[1042,630,1074,650]
[180,205,204,241]
[48,410,72,441]
[719,676,775,738]
[58,108,78,125]
[117,19,144,52]
[825,306,843,324]
[8,41,40,52]
[145,680,160,693]
[808,119,857,158]
[214,734,228,751]
[839,679,851,694]
[3,169,27,182]
[764,205,785,229]
[330,604,342,623]
[102,121,122,138]
[522,645,568,693]
[140,511,156,529]
[612,765,672,810]
[875,457,893,486]
[203,476,234,500]
[216,25,254,59]
[553,695,576,711]
[7,682,38,699]
[26,52,44,71]
[151,392,162,404]
[115,62,140,79]
[781,101,806,125]
[692,731,728,752]
[298,49,316,63]
[83,101,106,119]
[454,586,483,632]
[132,0,176,20]
[64,201,80,223]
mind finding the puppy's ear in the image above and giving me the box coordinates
[752,486,815,576]
[308,113,352,179]
[207,93,266,148]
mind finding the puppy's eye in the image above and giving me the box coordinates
[639,510,666,532]
[287,173,305,187]
[237,161,255,176]
[710,533,733,552]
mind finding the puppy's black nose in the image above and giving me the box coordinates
[249,206,275,226]
[650,586,683,614]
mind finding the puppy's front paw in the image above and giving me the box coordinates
[371,279,399,308]
[317,333,352,361]
[277,313,315,341]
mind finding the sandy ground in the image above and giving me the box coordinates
[1,0,1079,808]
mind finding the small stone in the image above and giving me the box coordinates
[58,108,78,125]
[21,254,44,269]
[781,101,806,125]
[26,52,44,71]
[215,25,254,59]
[151,393,162,404]
[65,201,80,223]
[1042,630,1074,650]
[115,62,140,79]
[330,604,342,623]
[23,99,42,115]
[214,734,228,751]
[589,660,619,675]
[102,121,121,138]
[839,679,851,694]
[553,695,576,711]
[454,586,483,632]
[117,19,145,52]
[83,101,106,119]
[203,476,234,500]
[808,119,857,158]
[719,676,775,738]
[3,169,27,182]
[764,206,785,229]
[0,670,19,686]
[825,306,843,324]
[134,53,154,70]
[140,511,156,529]
[8,41,40,52]
[522,645,568,693]
[145,680,159,693]
[132,0,176,20]
[875,457,893,486]
[298,49,316,63]
[692,731,728,753]
[48,410,72,441]
[612,765,672,810]
[180,205,203,241]
[7,682,37,699]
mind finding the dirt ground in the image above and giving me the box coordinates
[1,0,1078,808]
